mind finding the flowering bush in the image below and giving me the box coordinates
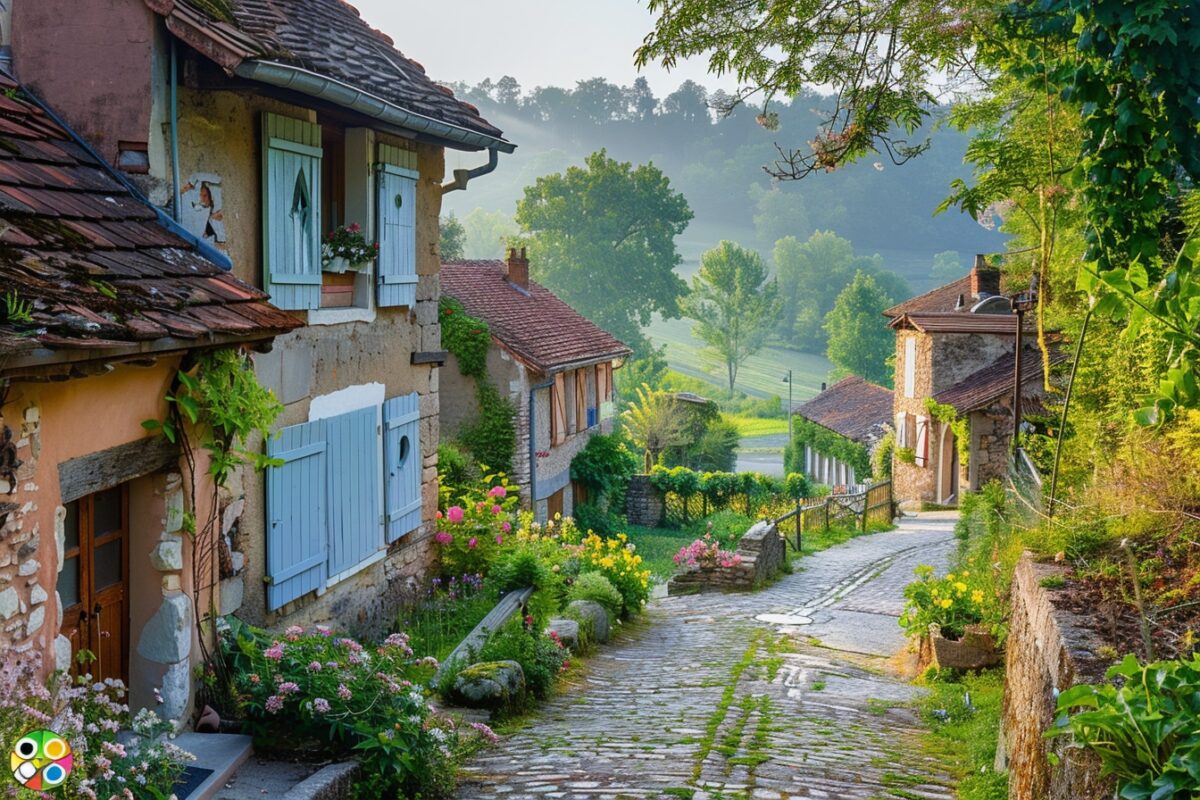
[0,654,192,800]
[674,531,743,570]
[899,563,997,640]
[469,618,570,699]
[321,222,377,269]
[436,479,519,576]
[223,620,486,798]
[567,530,652,615]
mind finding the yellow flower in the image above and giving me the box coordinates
[971,590,984,604]
[931,587,939,597]
[946,573,955,581]
[960,570,970,578]
[939,598,953,609]
[954,581,968,593]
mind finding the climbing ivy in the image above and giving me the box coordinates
[440,296,516,472]
[923,398,971,469]
[784,418,871,481]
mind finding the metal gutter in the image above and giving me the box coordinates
[234,61,516,154]
[169,36,183,223]
[442,147,500,194]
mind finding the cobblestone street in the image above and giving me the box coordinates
[457,513,959,799]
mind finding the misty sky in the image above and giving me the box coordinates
[352,0,740,96]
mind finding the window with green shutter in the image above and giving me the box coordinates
[263,113,322,310]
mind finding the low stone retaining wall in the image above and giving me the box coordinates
[625,474,663,527]
[1003,553,1114,800]
[667,520,786,595]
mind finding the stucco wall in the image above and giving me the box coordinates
[166,87,447,632]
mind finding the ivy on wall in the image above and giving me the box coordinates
[783,418,871,481]
[923,398,971,468]
[440,296,516,472]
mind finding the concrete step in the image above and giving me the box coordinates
[172,733,252,800]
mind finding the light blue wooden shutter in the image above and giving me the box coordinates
[383,393,422,542]
[325,406,384,576]
[376,144,418,308]
[263,113,322,310]
[265,419,327,610]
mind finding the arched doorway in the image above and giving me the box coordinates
[937,425,959,505]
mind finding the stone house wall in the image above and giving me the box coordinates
[1004,554,1112,800]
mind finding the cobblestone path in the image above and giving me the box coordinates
[457,513,959,800]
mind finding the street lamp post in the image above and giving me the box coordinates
[782,370,793,441]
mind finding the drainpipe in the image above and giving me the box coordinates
[170,36,182,223]
[441,147,500,194]
[528,377,554,519]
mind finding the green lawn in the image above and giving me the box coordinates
[644,314,834,402]
[724,414,789,438]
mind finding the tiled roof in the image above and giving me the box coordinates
[441,260,632,373]
[792,376,893,443]
[883,275,972,318]
[0,73,299,370]
[147,0,508,146]
[889,312,1021,335]
[934,348,1068,414]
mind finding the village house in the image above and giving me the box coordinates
[9,0,512,653]
[441,250,632,520]
[0,69,298,723]
[885,256,1059,507]
[790,376,892,488]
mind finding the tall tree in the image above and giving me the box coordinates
[824,271,897,385]
[622,385,691,471]
[515,150,693,352]
[662,80,709,124]
[494,75,522,106]
[685,240,781,395]
[439,213,466,260]
[624,76,659,121]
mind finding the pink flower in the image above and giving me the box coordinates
[468,537,478,550]
[435,531,453,545]
[308,661,323,671]
[502,521,512,533]
[491,504,502,515]
[436,510,443,519]
[337,683,352,701]
[495,534,504,545]
[264,641,285,660]
[347,222,361,233]
[488,485,507,498]
[265,695,284,714]
[313,698,330,714]
[249,674,261,685]
[446,506,464,524]
[277,681,300,695]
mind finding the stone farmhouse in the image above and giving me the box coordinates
[4,0,512,721]
[441,250,632,521]
[790,376,893,488]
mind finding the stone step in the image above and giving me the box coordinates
[172,733,252,800]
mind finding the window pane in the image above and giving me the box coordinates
[93,489,122,535]
[93,539,122,591]
[57,556,80,609]
[63,501,80,551]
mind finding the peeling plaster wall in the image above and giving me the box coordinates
[166,87,446,633]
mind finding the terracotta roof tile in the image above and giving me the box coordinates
[0,80,300,365]
[441,260,632,373]
[792,376,893,443]
[151,0,508,147]
[934,348,1068,414]
[889,311,1022,334]
[883,275,973,318]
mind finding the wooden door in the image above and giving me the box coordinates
[546,488,564,521]
[56,486,129,684]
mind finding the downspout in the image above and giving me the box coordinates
[170,36,182,223]
[528,377,555,519]
[441,147,500,194]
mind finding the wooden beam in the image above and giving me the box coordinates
[410,351,449,366]
[58,436,179,503]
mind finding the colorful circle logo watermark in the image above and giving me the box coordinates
[10,730,73,790]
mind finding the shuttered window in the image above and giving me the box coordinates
[575,369,589,430]
[376,144,418,308]
[903,337,917,398]
[551,373,567,446]
[915,416,930,468]
[265,420,328,610]
[384,393,422,543]
[597,362,614,420]
[265,393,422,610]
[263,113,322,310]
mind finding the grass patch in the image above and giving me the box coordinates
[725,413,789,438]
[693,630,764,782]
[811,680,827,691]
[916,668,1008,800]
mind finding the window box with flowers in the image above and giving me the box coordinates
[320,223,377,308]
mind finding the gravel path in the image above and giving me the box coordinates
[457,512,959,800]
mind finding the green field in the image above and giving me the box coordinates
[724,414,789,437]
[644,313,835,402]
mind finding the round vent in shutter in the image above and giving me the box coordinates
[398,435,410,466]
[394,193,404,209]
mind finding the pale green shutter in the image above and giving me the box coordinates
[263,113,322,310]
[376,144,418,308]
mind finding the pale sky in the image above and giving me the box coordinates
[351,0,740,96]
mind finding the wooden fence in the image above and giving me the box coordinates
[774,480,894,552]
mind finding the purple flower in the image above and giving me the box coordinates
[313,698,331,714]
[308,661,323,671]
[265,695,284,714]
[277,681,300,695]
[337,683,352,701]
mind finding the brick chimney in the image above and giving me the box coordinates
[506,246,529,289]
[970,254,1001,299]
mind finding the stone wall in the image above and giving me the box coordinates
[1004,554,1113,800]
[626,475,663,527]
[667,521,786,595]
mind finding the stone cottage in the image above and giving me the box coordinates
[441,250,632,520]
[791,376,892,488]
[11,0,513,638]
[885,256,1058,506]
[0,70,297,722]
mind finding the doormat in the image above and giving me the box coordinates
[172,766,215,799]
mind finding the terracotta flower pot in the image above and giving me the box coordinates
[923,623,1002,671]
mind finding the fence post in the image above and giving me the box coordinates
[795,499,802,552]
[824,500,830,532]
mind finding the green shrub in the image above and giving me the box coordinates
[1048,654,1200,799]
[476,619,569,699]
[573,501,621,536]
[488,548,564,624]
[438,442,477,502]
[566,572,623,622]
